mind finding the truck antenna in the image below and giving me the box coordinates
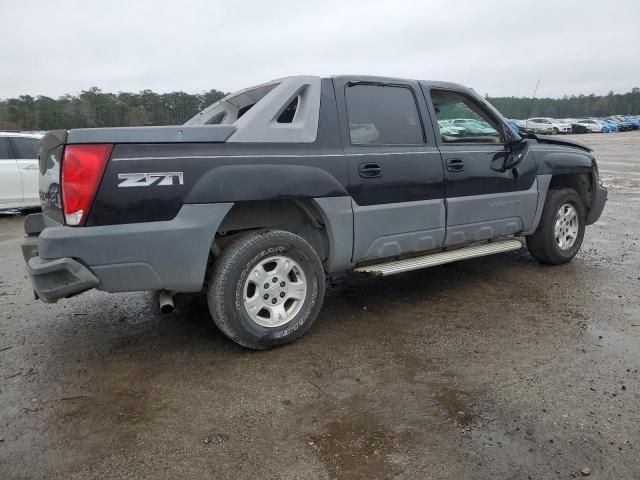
[526,79,541,123]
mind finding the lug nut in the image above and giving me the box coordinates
[280,281,286,287]
[271,298,277,304]
[263,294,269,300]
[264,283,269,289]
[272,277,278,283]
[280,292,285,298]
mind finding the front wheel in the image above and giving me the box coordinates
[552,127,559,135]
[207,230,325,349]
[526,188,586,265]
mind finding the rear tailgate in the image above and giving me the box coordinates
[37,130,67,224]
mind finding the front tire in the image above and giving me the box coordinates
[526,188,586,265]
[552,127,559,135]
[207,230,325,349]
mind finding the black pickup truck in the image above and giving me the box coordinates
[22,75,607,349]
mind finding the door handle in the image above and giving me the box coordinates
[446,158,465,172]
[358,162,382,178]
[21,164,38,170]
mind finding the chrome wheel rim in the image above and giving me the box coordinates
[555,203,579,250]
[242,255,307,327]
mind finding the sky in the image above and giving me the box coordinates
[1,0,639,99]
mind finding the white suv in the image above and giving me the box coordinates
[527,117,572,134]
[0,132,42,210]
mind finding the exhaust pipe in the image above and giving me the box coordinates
[159,290,174,314]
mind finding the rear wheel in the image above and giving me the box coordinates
[526,188,586,265]
[207,229,325,349]
[552,127,559,135]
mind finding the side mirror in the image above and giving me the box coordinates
[504,152,525,170]
[503,137,528,170]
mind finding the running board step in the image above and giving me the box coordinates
[354,239,522,276]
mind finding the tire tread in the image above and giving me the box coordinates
[526,188,585,265]
[208,229,324,349]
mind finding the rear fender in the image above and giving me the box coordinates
[185,164,348,203]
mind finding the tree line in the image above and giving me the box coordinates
[0,87,226,131]
[1,86,639,131]
[487,88,640,119]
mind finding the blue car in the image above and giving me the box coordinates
[621,116,640,127]
[599,119,621,132]
[599,120,619,133]
[506,120,520,134]
[607,116,638,131]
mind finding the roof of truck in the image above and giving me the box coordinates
[328,74,472,89]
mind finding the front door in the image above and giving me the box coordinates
[333,77,446,262]
[425,88,538,246]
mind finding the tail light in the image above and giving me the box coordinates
[61,144,113,226]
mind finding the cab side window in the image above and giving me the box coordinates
[431,90,502,144]
[345,84,424,145]
[0,138,11,159]
[11,137,38,159]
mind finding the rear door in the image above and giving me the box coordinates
[0,137,24,207]
[334,77,445,262]
[424,87,538,246]
[10,136,40,204]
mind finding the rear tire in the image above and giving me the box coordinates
[526,188,586,265]
[207,229,325,349]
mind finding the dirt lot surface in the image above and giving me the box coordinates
[1,132,639,480]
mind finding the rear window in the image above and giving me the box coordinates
[186,83,279,126]
[0,138,10,159]
[277,96,299,123]
[11,137,38,159]
[345,84,423,145]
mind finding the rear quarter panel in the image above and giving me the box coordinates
[88,143,349,226]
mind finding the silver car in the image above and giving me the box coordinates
[527,117,572,134]
[516,119,554,135]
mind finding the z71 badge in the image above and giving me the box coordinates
[117,172,184,187]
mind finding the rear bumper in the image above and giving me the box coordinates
[22,244,99,303]
[21,203,233,303]
[587,183,607,225]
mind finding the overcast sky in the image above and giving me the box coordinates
[2,0,639,99]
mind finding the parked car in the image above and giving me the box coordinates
[510,119,528,131]
[616,116,640,129]
[22,75,607,349]
[559,119,590,134]
[597,119,620,132]
[605,117,635,131]
[571,123,590,134]
[574,119,604,133]
[527,118,572,134]
[520,119,554,135]
[506,120,520,134]
[437,120,466,137]
[447,118,499,136]
[0,132,42,210]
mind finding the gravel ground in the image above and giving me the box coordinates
[1,132,639,480]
